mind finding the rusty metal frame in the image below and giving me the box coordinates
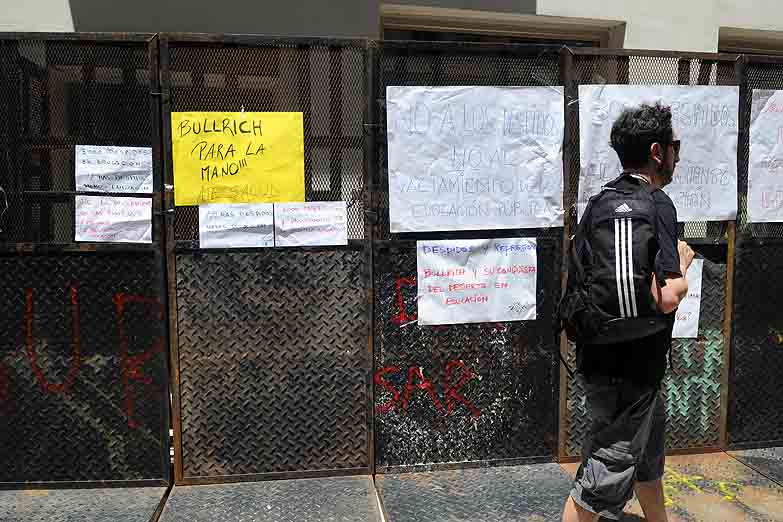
[0,32,170,488]
[158,34,183,485]
[557,46,574,462]
[364,39,378,478]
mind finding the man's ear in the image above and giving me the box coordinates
[650,142,664,169]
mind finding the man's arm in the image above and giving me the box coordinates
[651,240,695,314]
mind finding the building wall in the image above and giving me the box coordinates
[2,0,534,37]
[2,0,782,53]
[1,0,74,32]
[537,0,783,52]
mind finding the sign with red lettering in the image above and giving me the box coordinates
[75,196,152,243]
[416,238,537,325]
[274,201,348,247]
[749,90,783,222]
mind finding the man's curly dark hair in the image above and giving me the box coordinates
[610,102,674,169]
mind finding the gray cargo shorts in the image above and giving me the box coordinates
[570,375,666,520]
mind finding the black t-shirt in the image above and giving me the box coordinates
[577,175,682,386]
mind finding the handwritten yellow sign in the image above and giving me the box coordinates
[171,112,305,206]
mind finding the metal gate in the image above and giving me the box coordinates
[372,42,563,472]
[729,54,783,449]
[560,48,738,458]
[0,33,169,486]
[160,35,373,484]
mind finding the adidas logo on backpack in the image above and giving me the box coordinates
[556,177,670,349]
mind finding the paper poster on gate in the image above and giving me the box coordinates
[748,89,783,222]
[75,145,153,193]
[578,85,738,222]
[75,196,152,243]
[416,238,537,325]
[199,203,274,248]
[386,86,565,232]
[171,112,305,206]
[672,259,704,338]
[274,201,348,247]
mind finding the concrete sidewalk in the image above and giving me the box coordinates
[4,450,782,521]
[378,450,783,522]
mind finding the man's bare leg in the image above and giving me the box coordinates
[562,496,600,522]
[634,479,668,522]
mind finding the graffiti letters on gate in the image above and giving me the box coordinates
[0,284,164,429]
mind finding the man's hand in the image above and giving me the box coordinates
[678,240,695,274]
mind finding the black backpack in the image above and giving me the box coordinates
[555,175,670,374]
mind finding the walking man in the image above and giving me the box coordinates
[560,103,695,521]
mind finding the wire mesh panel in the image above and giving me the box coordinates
[564,50,738,238]
[162,36,371,481]
[0,34,168,484]
[374,41,564,242]
[729,57,783,448]
[563,50,736,456]
[372,40,564,469]
[162,36,368,242]
[0,36,157,243]
[0,253,168,483]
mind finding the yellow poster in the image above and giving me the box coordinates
[171,112,305,206]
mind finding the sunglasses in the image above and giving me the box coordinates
[668,139,681,156]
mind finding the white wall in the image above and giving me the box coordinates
[537,0,718,51]
[716,0,783,32]
[538,0,783,52]
[0,0,74,32]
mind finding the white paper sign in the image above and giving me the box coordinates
[75,196,152,243]
[416,238,537,325]
[578,85,738,222]
[199,203,274,248]
[672,259,704,339]
[274,201,348,247]
[748,89,783,222]
[75,145,153,193]
[386,86,565,232]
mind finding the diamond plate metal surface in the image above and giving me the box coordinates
[175,249,369,478]
[565,250,726,456]
[377,464,573,522]
[0,486,167,522]
[374,41,564,241]
[163,38,368,241]
[0,37,155,243]
[373,237,560,469]
[730,240,783,446]
[159,477,381,522]
[0,254,168,482]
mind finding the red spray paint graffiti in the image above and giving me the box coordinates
[391,277,417,325]
[2,285,163,429]
[391,275,507,331]
[25,284,81,394]
[375,360,481,418]
[114,293,165,429]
